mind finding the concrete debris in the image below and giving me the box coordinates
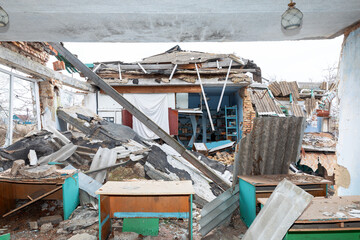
[59,206,98,233]
[68,233,97,240]
[28,221,38,230]
[38,215,62,226]
[133,162,145,178]
[18,165,57,178]
[113,232,139,240]
[28,150,38,166]
[40,223,53,233]
[10,159,25,177]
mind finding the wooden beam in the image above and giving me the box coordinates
[103,85,201,94]
[50,42,231,191]
[0,45,95,92]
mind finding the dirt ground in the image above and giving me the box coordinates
[0,200,247,240]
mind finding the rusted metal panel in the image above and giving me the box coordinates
[238,116,305,175]
[168,108,179,136]
[121,109,133,128]
[108,195,190,214]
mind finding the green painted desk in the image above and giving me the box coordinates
[239,174,331,227]
[258,196,360,240]
[96,180,195,240]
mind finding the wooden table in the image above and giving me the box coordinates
[258,196,360,239]
[238,174,332,227]
[96,180,195,240]
[0,173,79,220]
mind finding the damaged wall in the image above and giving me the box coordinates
[337,26,360,195]
[241,87,256,137]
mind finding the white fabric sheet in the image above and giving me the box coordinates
[124,93,169,139]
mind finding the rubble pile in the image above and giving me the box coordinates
[0,106,237,239]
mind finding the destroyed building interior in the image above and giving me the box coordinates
[0,1,359,240]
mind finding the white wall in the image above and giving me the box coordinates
[337,27,360,195]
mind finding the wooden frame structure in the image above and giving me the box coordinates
[96,181,195,240]
[0,173,79,220]
[238,174,332,227]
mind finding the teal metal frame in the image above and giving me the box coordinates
[225,106,239,142]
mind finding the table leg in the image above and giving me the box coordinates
[99,195,111,240]
[188,194,193,240]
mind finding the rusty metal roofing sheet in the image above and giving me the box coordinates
[238,116,305,175]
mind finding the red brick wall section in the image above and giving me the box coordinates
[241,87,256,137]
[0,42,49,65]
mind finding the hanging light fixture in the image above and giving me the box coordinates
[281,0,303,30]
[0,6,9,27]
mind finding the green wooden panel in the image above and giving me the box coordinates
[239,178,256,227]
[63,173,80,220]
[0,233,10,240]
[285,230,360,240]
[123,218,159,236]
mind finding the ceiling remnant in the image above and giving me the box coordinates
[0,1,359,42]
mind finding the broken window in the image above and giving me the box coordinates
[0,71,10,146]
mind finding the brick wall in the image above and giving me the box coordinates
[0,42,49,65]
[38,80,56,120]
[241,87,256,136]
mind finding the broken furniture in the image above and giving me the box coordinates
[96,180,195,240]
[258,196,360,239]
[0,172,79,219]
[239,174,331,227]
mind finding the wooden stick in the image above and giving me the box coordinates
[3,185,62,217]
[195,63,214,131]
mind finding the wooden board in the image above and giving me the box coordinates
[108,85,201,94]
[258,196,360,222]
[239,174,331,187]
[109,195,190,214]
[96,180,195,195]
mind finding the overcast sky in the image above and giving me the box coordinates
[64,36,343,83]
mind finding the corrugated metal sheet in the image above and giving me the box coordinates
[305,97,317,117]
[238,116,305,175]
[249,90,284,116]
[199,186,239,237]
[279,81,292,96]
[268,82,282,96]
[289,81,300,99]
[291,103,305,117]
